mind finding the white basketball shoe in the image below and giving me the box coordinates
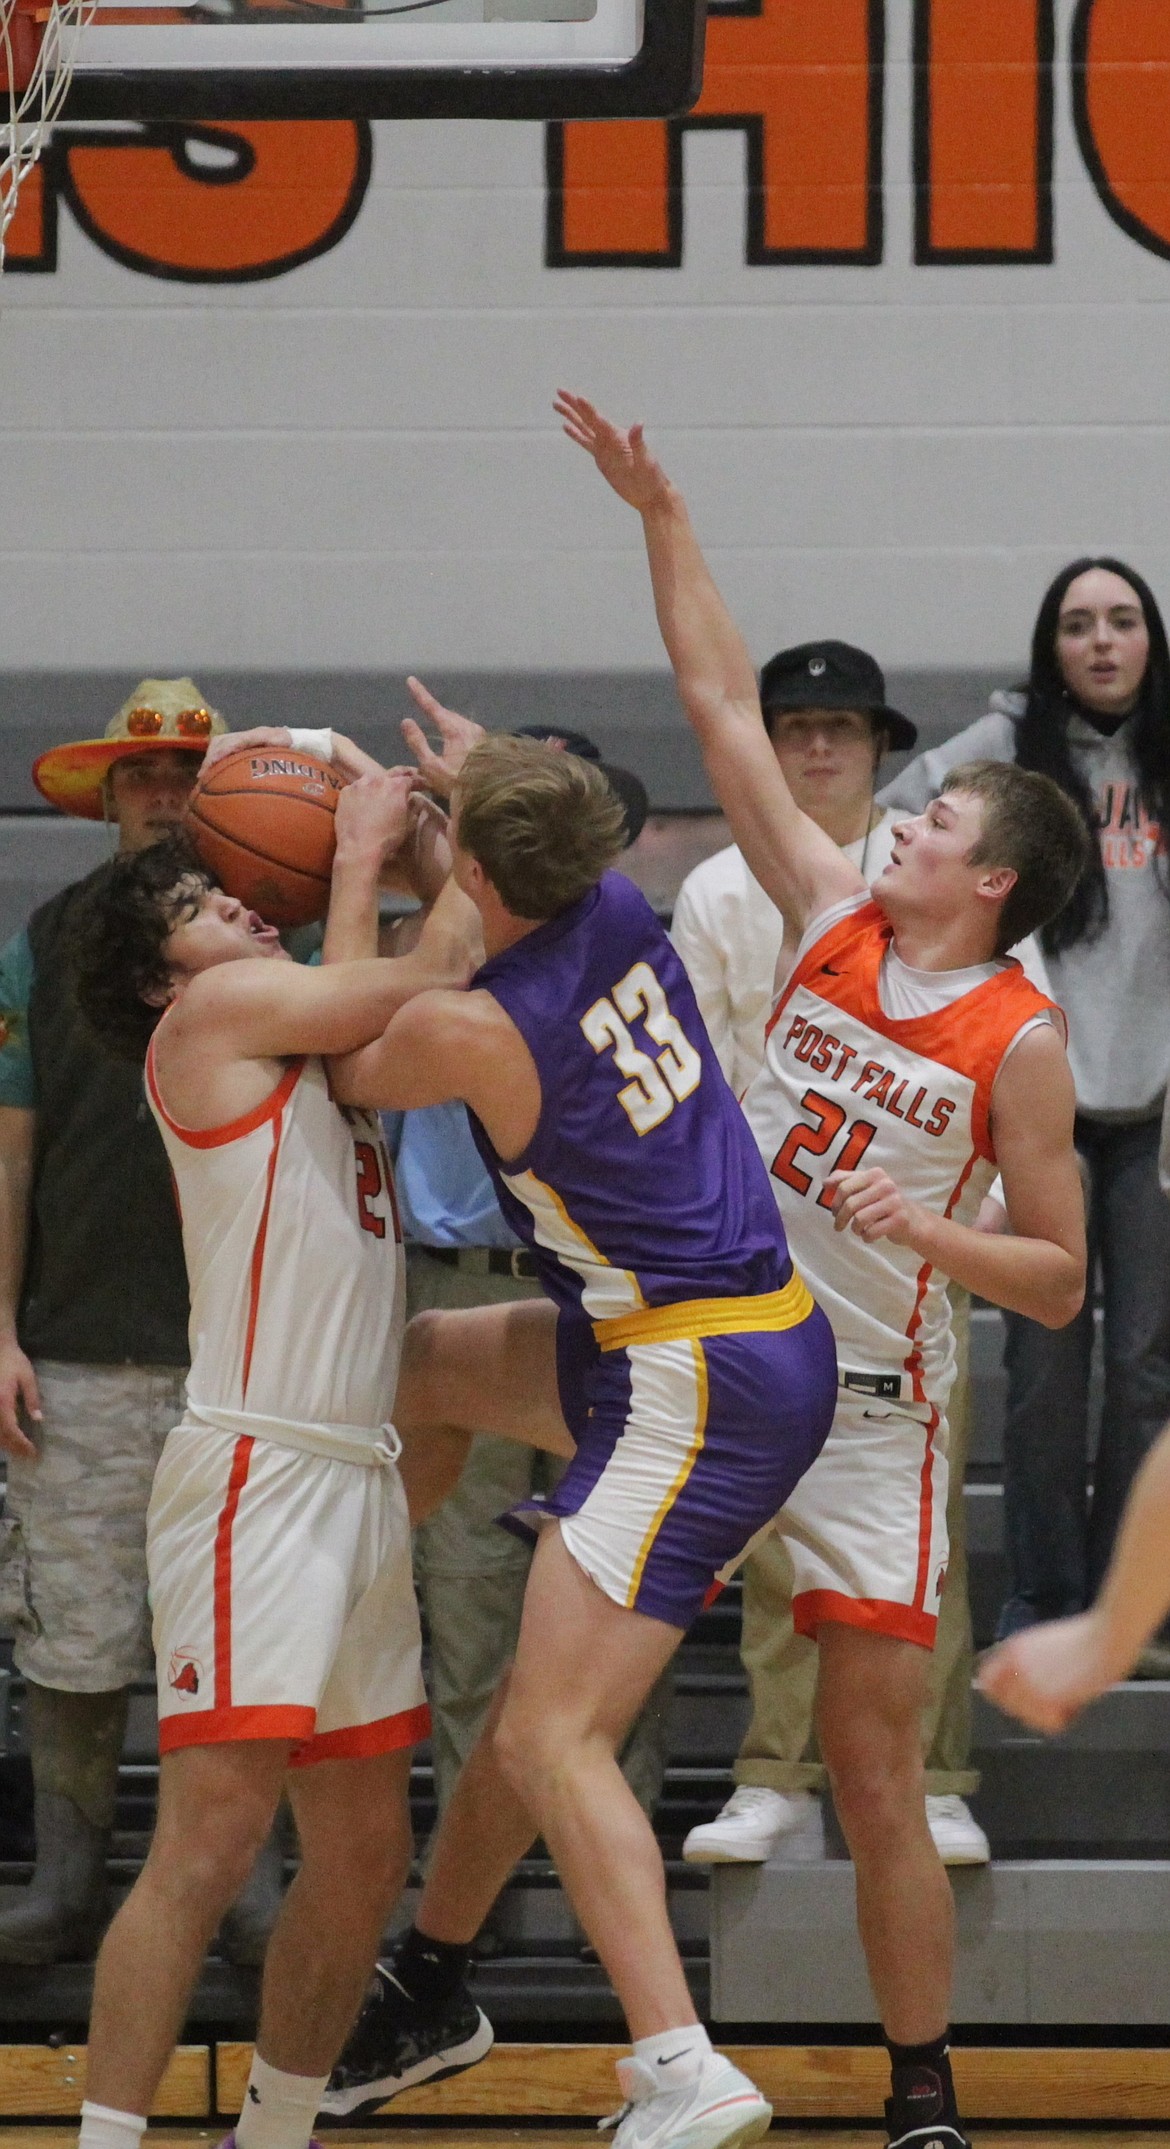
[924,1796,990,1866]
[682,1786,824,1864]
[602,2052,773,2149]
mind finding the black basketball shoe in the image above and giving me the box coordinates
[886,2069,971,2149]
[886,2124,970,2149]
[319,1952,494,2119]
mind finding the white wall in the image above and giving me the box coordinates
[3,0,1170,674]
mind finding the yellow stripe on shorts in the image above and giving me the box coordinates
[625,1338,710,1610]
[592,1270,814,1353]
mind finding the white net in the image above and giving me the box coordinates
[1,0,99,269]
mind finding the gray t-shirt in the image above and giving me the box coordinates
[880,693,1170,1121]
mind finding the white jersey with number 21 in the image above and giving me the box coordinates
[742,894,1060,1418]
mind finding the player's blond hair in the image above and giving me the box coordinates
[454,734,627,921]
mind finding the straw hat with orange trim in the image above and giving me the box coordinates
[33,678,227,820]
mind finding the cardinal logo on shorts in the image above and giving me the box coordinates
[935,1564,948,1601]
[168,1650,204,1696]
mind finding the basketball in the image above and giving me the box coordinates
[183,745,346,927]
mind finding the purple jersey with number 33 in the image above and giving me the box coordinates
[467,871,793,1320]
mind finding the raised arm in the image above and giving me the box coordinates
[321,767,422,965]
[555,392,863,932]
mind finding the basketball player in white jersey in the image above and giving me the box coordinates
[555,394,1089,2149]
[63,770,475,2149]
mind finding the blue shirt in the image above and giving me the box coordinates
[394,1100,519,1251]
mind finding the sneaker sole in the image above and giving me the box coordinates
[317,2012,494,2118]
[682,1845,772,1865]
[683,1837,824,1867]
[933,1849,991,1867]
[671,2096,774,2149]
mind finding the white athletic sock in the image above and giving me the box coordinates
[633,2025,712,2088]
[234,2054,330,2149]
[78,2100,147,2149]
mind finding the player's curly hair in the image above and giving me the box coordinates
[67,834,214,1062]
[454,735,627,919]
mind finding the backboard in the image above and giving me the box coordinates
[54,0,705,119]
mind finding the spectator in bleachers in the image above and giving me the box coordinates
[0,682,282,1964]
[394,727,671,1910]
[882,560,1170,1666]
[672,643,989,1870]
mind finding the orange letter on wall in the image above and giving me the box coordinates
[1073,0,1170,259]
[3,162,55,271]
[3,121,369,280]
[546,0,882,268]
[913,0,1053,261]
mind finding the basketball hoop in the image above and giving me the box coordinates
[1,0,99,269]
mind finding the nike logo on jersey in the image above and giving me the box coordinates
[820,965,842,976]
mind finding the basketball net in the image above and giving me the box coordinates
[1,0,99,270]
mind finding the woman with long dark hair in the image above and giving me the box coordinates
[883,559,1170,1654]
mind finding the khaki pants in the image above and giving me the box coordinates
[734,1289,978,1799]
[407,1248,671,1820]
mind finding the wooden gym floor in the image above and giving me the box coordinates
[3,2135,1170,2149]
[3,2047,1170,2130]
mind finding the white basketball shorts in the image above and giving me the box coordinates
[149,1420,428,1761]
[775,1388,951,1649]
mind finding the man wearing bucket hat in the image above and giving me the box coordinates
[671,642,992,1873]
[0,679,281,1965]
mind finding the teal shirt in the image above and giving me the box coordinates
[0,929,37,1109]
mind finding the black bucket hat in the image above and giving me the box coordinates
[759,640,917,754]
[511,725,649,848]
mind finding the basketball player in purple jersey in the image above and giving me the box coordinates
[322,715,838,2149]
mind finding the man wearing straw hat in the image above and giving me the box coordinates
[0,679,280,1965]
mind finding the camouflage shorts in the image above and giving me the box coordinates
[0,1361,186,1690]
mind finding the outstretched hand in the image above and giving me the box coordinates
[977,1611,1118,1736]
[401,676,485,799]
[554,391,673,514]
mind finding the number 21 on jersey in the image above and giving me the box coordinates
[580,961,702,1134]
[772,1086,877,1208]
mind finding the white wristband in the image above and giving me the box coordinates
[288,726,334,762]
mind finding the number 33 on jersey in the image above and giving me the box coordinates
[580,960,702,1134]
